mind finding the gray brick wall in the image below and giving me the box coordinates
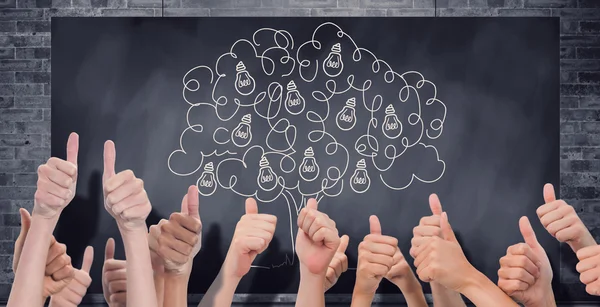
[0,0,598,306]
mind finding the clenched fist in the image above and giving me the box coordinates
[576,245,600,296]
[103,141,151,232]
[102,238,127,307]
[223,198,277,278]
[385,247,418,291]
[34,132,78,219]
[12,208,75,299]
[49,246,94,307]
[537,183,596,252]
[354,216,397,295]
[296,198,340,276]
[324,234,349,291]
[150,185,202,275]
[498,217,554,306]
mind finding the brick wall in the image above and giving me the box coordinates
[0,0,598,306]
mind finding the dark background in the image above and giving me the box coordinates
[0,0,598,306]
[51,16,562,299]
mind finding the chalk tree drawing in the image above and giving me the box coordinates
[168,22,447,268]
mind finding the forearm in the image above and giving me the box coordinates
[350,290,374,307]
[395,277,427,307]
[7,215,56,307]
[155,271,165,307]
[163,273,189,307]
[460,270,518,307]
[121,227,158,307]
[525,287,556,307]
[296,266,325,307]
[198,265,241,307]
[431,282,466,307]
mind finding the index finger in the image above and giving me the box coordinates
[429,193,442,215]
[103,140,116,181]
[507,243,538,263]
[81,246,94,273]
[66,132,79,166]
[337,234,349,253]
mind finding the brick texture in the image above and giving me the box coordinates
[0,0,598,306]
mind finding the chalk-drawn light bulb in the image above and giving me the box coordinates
[234,61,255,96]
[197,162,217,196]
[257,156,278,191]
[231,114,252,147]
[323,43,343,77]
[336,97,357,131]
[299,147,319,182]
[350,159,370,194]
[382,104,402,139]
[284,80,305,115]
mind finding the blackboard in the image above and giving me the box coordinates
[52,17,561,300]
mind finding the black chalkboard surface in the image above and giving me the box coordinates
[52,17,561,300]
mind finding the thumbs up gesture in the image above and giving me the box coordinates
[498,217,554,306]
[102,141,152,232]
[354,216,398,295]
[49,246,94,307]
[149,185,202,275]
[537,183,596,253]
[575,245,600,296]
[102,238,127,307]
[222,198,277,279]
[34,132,79,219]
[296,198,341,276]
[324,234,349,291]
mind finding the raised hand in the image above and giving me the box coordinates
[537,183,596,252]
[385,247,418,291]
[150,185,202,275]
[49,246,94,307]
[12,208,75,299]
[354,216,397,295]
[224,198,277,279]
[498,217,554,307]
[576,245,600,296]
[102,238,127,307]
[296,198,341,276]
[34,132,78,219]
[325,234,349,291]
[102,140,151,232]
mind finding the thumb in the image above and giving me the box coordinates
[245,198,258,214]
[440,212,457,242]
[103,140,116,182]
[306,198,318,210]
[104,238,115,261]
[66,132,79,166]
[180,194,189,215]
[18,208,31,238]
[429,193,443,216]
[337,234,349,253]
[519,216,539,248]
[81,246,94,273]
[543,183,556,203]
[369,215,382,235]
[187,185,200,220]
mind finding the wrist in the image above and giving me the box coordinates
[300,265,325,284]
[456,266,485,295]
[569,233,597,253]
[31,213,59,230]
[394,275,423,294]
[351,288,375,305]
[119,225,148,238]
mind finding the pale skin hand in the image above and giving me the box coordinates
[49,246,94,307]
[385,247,427,307]
[8,133,78,307]
[102,238,127,307]
[498,216,555,307]
[324,234,349,291]
[410,194,466,307]
[150,185,202,307]
[576,245,600,296]
[351,216,398,307]
[198,198,277,307]
[537,183,596,253]
[103,140,157,307]
[412,212,518,307]
[296,198,340,307]
[12,208,75,300]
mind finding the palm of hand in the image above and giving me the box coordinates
[296,229,332,274]
[514,246,553,305]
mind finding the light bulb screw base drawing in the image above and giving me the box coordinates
[356,159,366,169]
[304,147,314,157]
[385,104,396,115]
[259,156,269,168]
[331,43,341,53]
[204,162,214,172]
[236,61,247,72]
[287,80,297,91]
[346,97,356,108]
[241,114,251,124]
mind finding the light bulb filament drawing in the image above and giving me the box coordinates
[231,114,253,147]
[257,156,278,191]
[382,104,403,139]
[350,159,370,194]
[197,162,217,196]
[323,43,344,77]
[285,80,306,115]
[336,97,357,131]
[234,61,256,96]
[299,147,320,182]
